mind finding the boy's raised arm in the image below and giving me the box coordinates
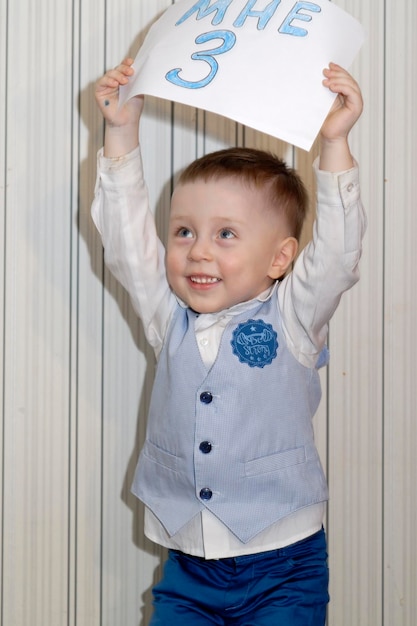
[319,63,363,172]
[95,57,144,158]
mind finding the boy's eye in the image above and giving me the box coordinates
[177,227,193,238]
[219,229,235,240]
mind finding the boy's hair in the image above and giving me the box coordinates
[177,147,308,241]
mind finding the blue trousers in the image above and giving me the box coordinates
[149,528,329,625]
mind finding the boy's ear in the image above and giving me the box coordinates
[268,236,299,280]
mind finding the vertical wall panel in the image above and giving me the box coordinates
[0,1,416,625]
[75,0,108,620]
[3,1,75,623]
[384,0,417,624]
[0,0,7,607]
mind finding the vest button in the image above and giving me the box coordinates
[199,441,212,454]
[200,391,213,404]
[199,488,213,501]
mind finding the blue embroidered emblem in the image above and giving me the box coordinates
[231,319,278,368]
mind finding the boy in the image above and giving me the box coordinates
[92,58,365,625]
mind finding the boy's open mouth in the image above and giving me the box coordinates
[189,276,220,285]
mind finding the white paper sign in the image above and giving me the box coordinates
[120,0,365,151]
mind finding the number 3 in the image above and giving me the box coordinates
[166,29,237,90]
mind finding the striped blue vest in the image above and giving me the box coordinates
[132,295,329,543]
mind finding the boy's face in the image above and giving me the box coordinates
[166,176,296,314]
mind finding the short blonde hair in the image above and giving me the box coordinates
[178,147,308,241]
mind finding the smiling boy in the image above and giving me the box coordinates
[92,59,366,625]
[167,149,302,314]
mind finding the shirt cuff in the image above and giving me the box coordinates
[97,145,142,175]
[313,156,360,209]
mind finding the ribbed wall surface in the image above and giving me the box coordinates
[0,1,416,624]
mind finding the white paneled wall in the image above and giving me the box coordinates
[0,1,416,624]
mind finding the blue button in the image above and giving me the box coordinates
[200,391,213,404]
[199,441,212,454]
[199,488,213,501]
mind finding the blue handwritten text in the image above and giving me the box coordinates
[166,0,321,89]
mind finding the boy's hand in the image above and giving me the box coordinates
[319,63,363,171]
[321,63,363,141]
[95,58,144,157]
[95,58,144,127]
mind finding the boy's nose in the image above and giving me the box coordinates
[187,237,213,261]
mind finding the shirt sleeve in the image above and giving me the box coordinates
[91,146,176,355]
[278,157,367,368]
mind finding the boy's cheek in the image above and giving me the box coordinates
[165,258,180,286]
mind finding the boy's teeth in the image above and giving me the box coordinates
[191,276,219,284]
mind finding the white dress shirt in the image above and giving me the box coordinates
[92,146,366,558]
